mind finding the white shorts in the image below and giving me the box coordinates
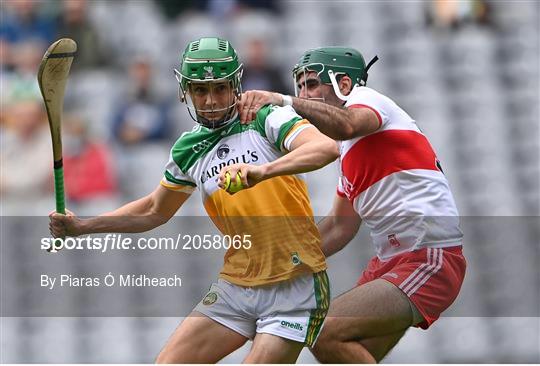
[194,271,329,347]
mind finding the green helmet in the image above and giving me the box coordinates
[292,47,378,101]
[174,37,243,128]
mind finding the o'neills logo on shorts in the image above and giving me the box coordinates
[280,320,303,331]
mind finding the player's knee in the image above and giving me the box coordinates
[311,333,339,363]
[311,342,332,363]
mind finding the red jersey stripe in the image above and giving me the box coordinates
[341,129,439,199]
[348,104,383,128]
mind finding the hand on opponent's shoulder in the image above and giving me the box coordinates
[237,90,381,140]
[238,90,284,123]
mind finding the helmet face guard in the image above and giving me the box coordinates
[174,65,243,129]
[292,47,378,102]
[292,63,327,103]
[174,37,243,129]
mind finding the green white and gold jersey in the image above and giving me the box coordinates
[161,105,327,286]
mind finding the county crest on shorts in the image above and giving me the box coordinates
[202,292,218,305]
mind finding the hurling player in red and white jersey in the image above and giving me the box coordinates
[238,47,466,363]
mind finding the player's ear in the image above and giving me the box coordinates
[339,75,353,96]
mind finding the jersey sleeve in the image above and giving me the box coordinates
[160,145,197,194]
[346,87,390,129]
[254,104,313,152]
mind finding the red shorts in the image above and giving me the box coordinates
[357,246,466,329]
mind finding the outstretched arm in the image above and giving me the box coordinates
[49,184,191,237]
[238,91,380,140]
[318,194,362,257]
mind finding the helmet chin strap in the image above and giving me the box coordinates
[328,69,353,102]
[197,108,238,129]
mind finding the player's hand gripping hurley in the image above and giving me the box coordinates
[37,38,77,216]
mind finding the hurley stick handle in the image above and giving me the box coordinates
[53,161,65,215]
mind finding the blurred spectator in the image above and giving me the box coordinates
[207,0,281,17]
[1,40,45,103]
[0,39,47,206]
[111,57,170,145]
[241,37,288,94]
[0,0,55,45]
[425,0,492,29]
[233,0,281,15]
[153,0,201,20]
[55,0,108,71]
[154,0,238,20]
[63,114,118,204]
[154,0,280,20]
[1,38,12,72]
[0,97,52,205]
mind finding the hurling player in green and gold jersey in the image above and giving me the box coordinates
[50,37,338,363]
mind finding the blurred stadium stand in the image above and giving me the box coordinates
[1,0,538,363]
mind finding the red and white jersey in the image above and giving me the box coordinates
[337,86,463,261]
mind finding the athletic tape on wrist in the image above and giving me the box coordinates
[281,94,293,107]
